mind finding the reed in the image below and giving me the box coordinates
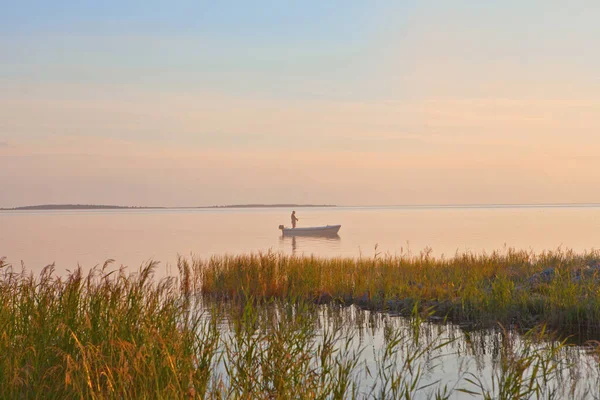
[0,254,597,398]
[197,248,600,336]
[459,325,569,399]
[0,257,220,399]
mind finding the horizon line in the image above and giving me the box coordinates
[3,202,600,211]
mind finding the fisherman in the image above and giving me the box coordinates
[291,210,299,228]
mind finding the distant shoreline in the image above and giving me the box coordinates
[209,204,336,209]
[0,204,337,211]
[0,205,164,211]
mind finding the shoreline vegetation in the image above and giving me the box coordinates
[2,249,600,398]
[0,203,337,211]
[199,248,600,338]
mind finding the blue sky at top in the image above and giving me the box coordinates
[2,0,599,99]
[2,1,402,36]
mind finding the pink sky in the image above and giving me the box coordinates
[2,2,600,207]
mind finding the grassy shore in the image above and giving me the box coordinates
[1,251,600,398]
[198,248,600,337]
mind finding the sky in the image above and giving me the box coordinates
[1,0,599,207]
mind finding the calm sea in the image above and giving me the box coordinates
[2,205,600,275]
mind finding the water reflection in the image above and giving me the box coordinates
[279,234,341,255]
[322,306,600,399]
[210,301,600,399]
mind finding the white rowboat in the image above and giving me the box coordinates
[278,224,341,236]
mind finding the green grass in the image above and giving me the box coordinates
[0,252,598,399]
[197,248,600,336]
[0,257,221,399]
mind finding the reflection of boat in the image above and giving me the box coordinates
[278,224,341,236]
[278,231,341,256]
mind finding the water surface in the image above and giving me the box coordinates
[2,205,600,275]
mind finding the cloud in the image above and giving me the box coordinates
[0,141,10,147]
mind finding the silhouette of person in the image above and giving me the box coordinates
[291,210,299,228]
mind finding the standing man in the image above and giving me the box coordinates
[291,210,299,228]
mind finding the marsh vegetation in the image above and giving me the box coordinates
[2,250,600,399]
[199,249,600,338]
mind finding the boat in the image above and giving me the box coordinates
[278,224,341,236]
